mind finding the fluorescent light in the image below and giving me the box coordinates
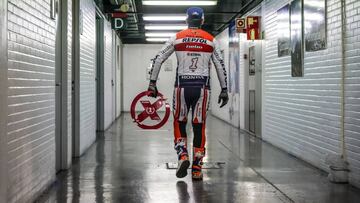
[145,25,187,30]
[146,38,170,42]
[143,1,217,6]
[143,15,186,21]
[145,32,176,37]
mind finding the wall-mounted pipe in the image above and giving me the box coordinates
[340,0,347,162]
[325,0,349,184]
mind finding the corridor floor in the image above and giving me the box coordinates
[37,114,360,203]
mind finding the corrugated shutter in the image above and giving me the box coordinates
[0,0,8,201]
[67,0,72,162]
[7,0,56,202]
[78,0,96,154]
[104,21,113,129]
[115,36,122,117]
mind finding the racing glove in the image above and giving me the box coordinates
[218,88,229,108]
[147,80,158,98]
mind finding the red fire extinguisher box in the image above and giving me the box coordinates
[247,16,261,40]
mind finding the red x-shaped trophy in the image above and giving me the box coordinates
[130,91,170,129]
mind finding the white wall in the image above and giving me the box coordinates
[115,35,122,118]
[66,0,73,167]
[103,20,113,130]
[211,8,263,131]
[344,0,360,188]
[210,27,243,128]
[209,0,360,189]
[0,0,121,202]
[238,33,247,130]
[78,0,96,155]
[123,44,176,112]
[262,0,360,188]
[264,0,338,170]
[6,0,56,202]
[210,28,231,122]
[56,0,73,171]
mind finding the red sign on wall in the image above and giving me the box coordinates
[246,16,261,40]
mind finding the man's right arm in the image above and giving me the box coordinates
[149,36,176,83]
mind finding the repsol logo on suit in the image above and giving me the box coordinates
[182,38,208,44]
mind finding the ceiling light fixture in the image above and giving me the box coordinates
[142,1,217,6]
[145,32,177,37]
[146,38,170,42]
[143,15,187,21]
[145,25,188,30]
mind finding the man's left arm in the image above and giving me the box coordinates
[211,39,229,108]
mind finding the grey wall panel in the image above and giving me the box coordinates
[115,35,122,118]
[104,21,113,130]
[7,0,56,202]
[79,0,96,154]
[345,0,360,188]
[263,0,342,172]
[0,0,8,202]
[67,0,73,166]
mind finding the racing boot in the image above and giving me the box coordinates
[174,138,190,178]
[192,147,205,180]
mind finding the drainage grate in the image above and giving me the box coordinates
[166,162,225,169]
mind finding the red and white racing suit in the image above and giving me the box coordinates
[149,28,227,150]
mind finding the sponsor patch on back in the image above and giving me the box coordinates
[182,38,208,44]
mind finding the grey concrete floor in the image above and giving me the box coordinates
[36,114,360,203]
